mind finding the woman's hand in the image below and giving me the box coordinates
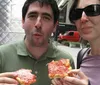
[0,72,19,85]
[51,69,89,85]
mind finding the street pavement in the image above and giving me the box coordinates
[53,42,81,68]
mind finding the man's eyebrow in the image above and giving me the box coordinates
[28,11,37,15]
[42,13,52,18]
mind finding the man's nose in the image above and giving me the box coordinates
[80,11,89,23]
[35,17,42,29]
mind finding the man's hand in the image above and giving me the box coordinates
[0,72,18,85]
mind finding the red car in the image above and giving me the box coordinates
[58,31,80,42]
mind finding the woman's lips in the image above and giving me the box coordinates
[82,26,92,34]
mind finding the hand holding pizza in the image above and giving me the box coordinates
[51,69,89,85]
[15,69,36,85]
[48,59,89,85]
[0,69,36,85]
[62,69,89,85]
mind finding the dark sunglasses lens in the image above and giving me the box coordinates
[85,4,100,16]
[70,9,83,21]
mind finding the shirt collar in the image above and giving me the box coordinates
[44,42,57,58]
[16,39,57,59]
[16,40,29,56]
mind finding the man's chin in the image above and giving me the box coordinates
[34,44,42,47]
[32,41,44,47]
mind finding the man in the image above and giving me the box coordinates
[0,0,75,85]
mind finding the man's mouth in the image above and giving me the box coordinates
[33,33,43,38]
[34,34,41,36]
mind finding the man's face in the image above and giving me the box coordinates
[22,1,57,47]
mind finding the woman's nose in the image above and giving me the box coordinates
[80,11,89,23]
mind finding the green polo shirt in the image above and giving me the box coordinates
[0,40,75,85]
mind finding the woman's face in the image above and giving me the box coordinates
[74,0,100,42]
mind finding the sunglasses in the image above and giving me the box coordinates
[70,4,100,22]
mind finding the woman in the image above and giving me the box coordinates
[52,0,100,85]
[69,0,100,84]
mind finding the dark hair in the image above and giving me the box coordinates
[22,0,59,24]
[69,0,78,23]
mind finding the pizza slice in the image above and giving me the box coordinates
[15,69,36,85]
[48,58,72,79]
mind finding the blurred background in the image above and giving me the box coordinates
[0,0,76,45]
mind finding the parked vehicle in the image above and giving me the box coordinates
[58,31,80,46]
